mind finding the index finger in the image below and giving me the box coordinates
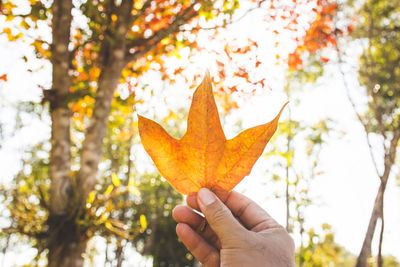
[223,191,281,231]
[187,190,281,231]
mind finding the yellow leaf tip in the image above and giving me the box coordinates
[202,69,212,85]
[274,101,289,121]
[281,101,289,111]
[204,69,210,77]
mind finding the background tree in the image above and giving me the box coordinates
[287,0,400,265]
[134,173,193,267]
[266,69,337,266]
[335,0,400,266]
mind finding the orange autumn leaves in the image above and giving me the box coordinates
[138,72,286,195]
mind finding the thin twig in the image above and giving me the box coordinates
[335,42,381,178]
[196,5,262,31]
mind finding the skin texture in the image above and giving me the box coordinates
[173,188,295,267]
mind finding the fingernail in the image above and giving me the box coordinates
[198,188,216,206]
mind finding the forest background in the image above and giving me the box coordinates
[0,0,399,266]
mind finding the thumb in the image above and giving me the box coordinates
[197,188,246,245]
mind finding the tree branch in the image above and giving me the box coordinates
[113,0,136,32]
[76,0,137,208]
[335,42,381,178]
[191,1,268,31]
[131,0,152,25]
[125,1,200,63]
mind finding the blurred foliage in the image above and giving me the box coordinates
[133,173,194,267]
[297,224,356,267]
[283,0,400,265]
[354,0,400,133]
[346,0,400,265]
[266,70,336,267]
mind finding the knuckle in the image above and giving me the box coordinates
[209,204,230,224]
[203,251,220,267]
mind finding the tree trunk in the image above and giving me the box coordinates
[377,188,384,267]
[377,214,384,267]
[356,131,399,267]
[356,181,386,267]
[47,0,87,265]
[116,135,134,267]
[47,216,88,267]
[285,165,290,232]
[49,0,73,215]
[48,237,87,267]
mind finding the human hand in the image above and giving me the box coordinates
[172,188,295,267]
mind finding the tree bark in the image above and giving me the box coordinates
[47,0,89,265]
[356,181,386,267]
[49,0,73,215]
[377,212,384,267]
[48,231,87,267]
[47,0,87,265]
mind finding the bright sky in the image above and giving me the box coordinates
[1,1,399,266]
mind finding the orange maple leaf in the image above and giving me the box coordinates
[138,72,287,195]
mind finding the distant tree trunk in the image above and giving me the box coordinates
[115,245,124,267]
[1,233,10,267]
[104,238,111,267]
[116,135,134,267]
[284,88,292,233]
[377,212,384,267]
[356,131,399,267]
[143,215,159,255]
[299,223,304,267]
[285,158,290,232]
[356,181,385,267]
